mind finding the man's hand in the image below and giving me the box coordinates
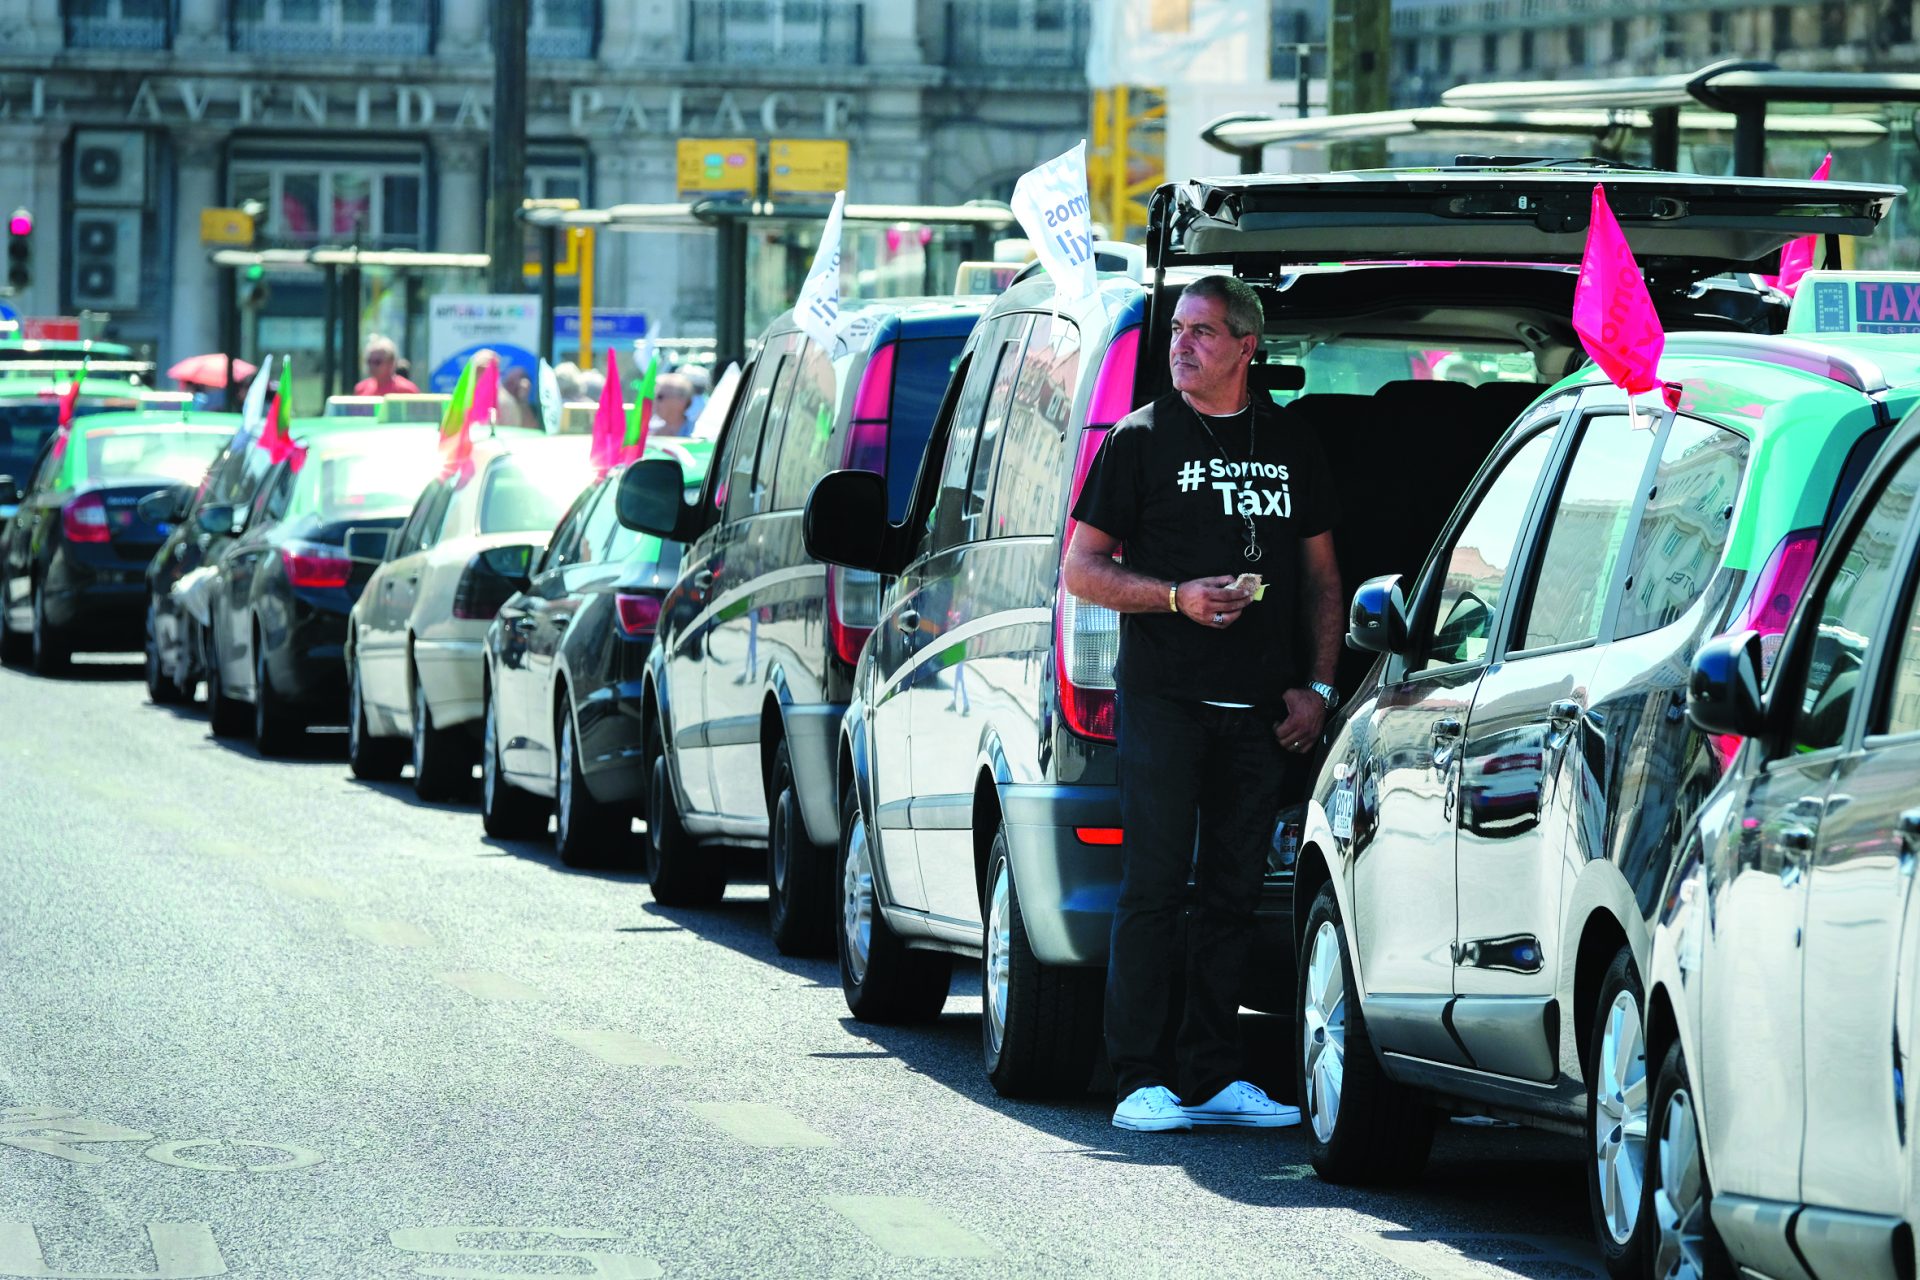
[1274,687,1329,753]
[1176,576,1253,629]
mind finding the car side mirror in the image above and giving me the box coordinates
[1347,573,1411,655]
[196,502,243,537]
[477,543,537,595]
[1688,629,1768,739]
[345,527,396,564]
[136,485,191,526]
[803,469,891,573]
[616,457,698,541]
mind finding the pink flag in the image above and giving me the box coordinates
[1573,185,1664,396]
[590,347,625,472]
[466,354,499,430]
[1764,153,1832,298]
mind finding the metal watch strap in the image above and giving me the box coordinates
[1309,681,1340,711]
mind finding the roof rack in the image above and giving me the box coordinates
[1662,333,1889,395]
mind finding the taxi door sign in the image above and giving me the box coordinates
[677,139,758,200]
[768,139,849,199]
[1788,271,1920,336]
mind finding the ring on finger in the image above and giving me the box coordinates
[1212,612,1223,625]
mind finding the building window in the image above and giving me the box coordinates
[1400,37,1417,74]
[1567,24,1586,64]
[64,0,169,49]
[688,0,865,66]
[1518,29,1534,69]
[1708,9,1726,45]
[1772,4,1795,50]
[231,0,433,56]
[1610,17,1628,59]
[1481,31,1497,70]
[1436,34,1453,74]
[948,0,1090,70]
[1820,0,1848,45]
[230,143,429,250]
[528,0,600,59]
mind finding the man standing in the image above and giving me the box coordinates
[1062,274,1343,1133]
[648,373,695,437]
[353,335,420,396]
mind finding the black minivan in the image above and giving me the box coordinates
[617,297,985,950]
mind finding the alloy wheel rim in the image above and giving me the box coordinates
[843,817,874,985]
[557,717,574,841]
[1302,920,1347,1144]
[1595,987,1650,1245]
[984,861,1012,1057]
[1652,1087,1708,1280]
[411,683,427,779]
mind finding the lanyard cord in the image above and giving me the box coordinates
[1187,400,1264,563]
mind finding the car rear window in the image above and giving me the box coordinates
[79,427,228,486]
[1262,339,1541,399]
[289,436,442,521]
[479,453,592,534]
[886,336,965,522]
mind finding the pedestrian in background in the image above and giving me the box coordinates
[354,335,420,396]
[649,373,695,437]
[1062,274,1344,1134]
[498,366,537,428]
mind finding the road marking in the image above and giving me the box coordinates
[0,1221,226,1277]
[687,1103,832,1148]
[553,1031,685,1067]
[389,1227,661,1278]
[266,876,347,901]
[1353,1231,1605,1279]
[438,972,545,1002]
[344,919,434,948]
[825,1195,995,1259]
[145,1139,324,1173]
[0,1108,153,1165]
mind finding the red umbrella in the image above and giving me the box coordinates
[167,353,258,389]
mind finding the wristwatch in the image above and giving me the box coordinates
[1308,681,1341,712]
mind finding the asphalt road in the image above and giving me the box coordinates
[0,656,1600,1280]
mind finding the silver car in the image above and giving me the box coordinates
[345,432,593,799]
[1646,402,1920,1280]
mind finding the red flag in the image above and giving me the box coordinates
[48,363,85,465]
[1766,153,1832,298]
[466,354,499,432]
[261,360,297,464]
[1573,185,1664,396]
[590,347,625,472]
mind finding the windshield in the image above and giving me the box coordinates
[1261,339,1541,399]
[479,452,593,534]
[78,427,229,487]
[289,435,442,521]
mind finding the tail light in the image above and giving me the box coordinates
[825,341,897,667]
[828,566,880,666]
[280,541,350,590]
[1074,827,1124,846]
[615,591,662,637]
[1051,328,1141,744]
[1710,526,1821,768]
[452,554,522,620]
[60,493,110,543]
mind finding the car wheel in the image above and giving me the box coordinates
[554,705,626,866]
[1588,947,1652,1278]
[480,684,548,838]
[982,828,1101,1097]
[837,782,950,1023]
[1298,880,1434,1184]
[0,604,29,665]
[145,602,188,705]
[205,631,250,738]
[645,738,724,905]
[410,667,474,802]
[767,739,833,956]
[252,635,303,757]
[347,654,407,781]
[30,585,68,676]
[1648,1040,1733,1280]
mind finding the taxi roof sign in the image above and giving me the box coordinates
[1787,271,1920,337]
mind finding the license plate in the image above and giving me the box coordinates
[1330,782,1355,840]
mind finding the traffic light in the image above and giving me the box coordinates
[7,209,30,291]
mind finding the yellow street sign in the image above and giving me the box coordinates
[200,207,255,247]
[768,139,849,199]
[677,138,759,200]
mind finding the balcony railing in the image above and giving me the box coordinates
[944,0,1090,71]
[687,0,864,66]
[528,0,599,59]
[64,0,170,49]
[231,0,434,56]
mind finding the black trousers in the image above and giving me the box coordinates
[1106,690,1288,1103]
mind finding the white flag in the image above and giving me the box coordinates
[240,353,274,436]
[795,190,847,355]
[1010,141,1097,304]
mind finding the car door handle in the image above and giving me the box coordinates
[1779,824,1816,854]
[1548,699,1583,722]
[693,569,714,591]
[896,609,921,634]
[553,615,570,628]
[1431,717,1463,739]
[509,616,535,634]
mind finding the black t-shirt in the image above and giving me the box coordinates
[1070,392,1339,705]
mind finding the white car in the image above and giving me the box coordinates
[345,432,594,799]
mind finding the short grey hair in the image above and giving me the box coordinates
[363,333,399,362]
[1180,275,1264,339]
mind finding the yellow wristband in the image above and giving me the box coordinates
[1169,581,1179,613]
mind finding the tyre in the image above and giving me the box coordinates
[0,609,28,665]
[1588,946,1652,1279]
[480,683,547,838]
[347,654,407,781]
[1298,881,1433,1184]
[1647,1040,1733,1280]
[252,635,303,757]
[837,783,950,1023]
[982,829,1102,1097]
[409,668,473,802]
[645,741,725,905]
[30,585,69,676]
[205,632,250,738]
[145,602,188,705]
[767,740,834,956]
[554,703,627,866]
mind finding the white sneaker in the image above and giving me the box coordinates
[1112,1085,1193,1132]
[1182,1081,1303,1128]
